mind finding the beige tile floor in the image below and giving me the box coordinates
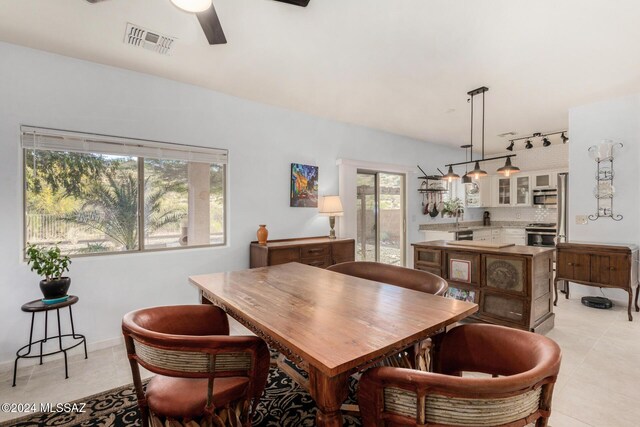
[1,295,639,426]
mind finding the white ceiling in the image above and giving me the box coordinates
[1,0,639,153]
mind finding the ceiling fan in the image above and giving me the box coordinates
[86,0,310,45]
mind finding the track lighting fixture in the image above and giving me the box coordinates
[509,130,568,150]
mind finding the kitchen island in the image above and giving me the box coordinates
[413,240,555,333]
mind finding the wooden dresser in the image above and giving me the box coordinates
[413,241,555,333]
[555,242,639,321]
[250,237,355,269]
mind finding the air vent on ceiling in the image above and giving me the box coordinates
[497,131,517,138]
[124,23,176,55]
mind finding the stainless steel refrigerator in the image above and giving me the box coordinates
[557,172,568,292]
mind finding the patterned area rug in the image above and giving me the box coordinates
[4,366,361,427]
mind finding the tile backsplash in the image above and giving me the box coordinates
[482,206,558,223]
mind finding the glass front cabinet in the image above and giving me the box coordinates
[492,174,531,207]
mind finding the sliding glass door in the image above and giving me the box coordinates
[356,171,405,266]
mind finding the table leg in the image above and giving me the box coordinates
[56,308,69,378]
[308,365,349,427]
[553,277,559,306]
[635,285,640,312]
[627,290,633,322]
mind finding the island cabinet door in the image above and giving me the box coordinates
[479,293,528,328]
[414,247,443,275]
[482,255,528,296]
[445,252,480,286]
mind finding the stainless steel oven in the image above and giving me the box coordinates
[533,189,558,206]
[525,223,557,247]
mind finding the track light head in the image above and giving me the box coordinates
[506,140,514,151]
[542,137,551,147]
[525,139,533,149]
[561,132,569,143]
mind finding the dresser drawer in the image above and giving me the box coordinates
[301,256,332,269]
[415,248,442,268]
[269,248,301,265]
[484,255,527,295]
[301,244,330,258]
[446,252,480,285]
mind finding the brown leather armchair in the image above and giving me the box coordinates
[327,261,448,296]
[358,324,562,427]
[122,305,270,427]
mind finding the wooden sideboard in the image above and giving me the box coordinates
[250,237,355,269]
[555,242,640,321]
[413,241,555,333]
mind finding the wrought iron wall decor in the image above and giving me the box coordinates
[588,140,623,221]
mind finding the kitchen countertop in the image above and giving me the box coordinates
[418,221,532,232]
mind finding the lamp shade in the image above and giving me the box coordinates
[171,0,212,12]
[319,196,344,216]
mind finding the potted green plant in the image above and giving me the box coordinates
[26,244,72,299]
[442,198,465,218]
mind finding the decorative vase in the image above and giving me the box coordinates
[39,277,71,299]
[257,225,268,245]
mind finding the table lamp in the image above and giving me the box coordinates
[319,195,344,239]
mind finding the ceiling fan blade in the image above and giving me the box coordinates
[196,4,227,45]
[272,0,310,6]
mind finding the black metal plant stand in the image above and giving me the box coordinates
[13,295,87,387]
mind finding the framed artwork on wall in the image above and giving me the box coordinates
[290,163,318,207]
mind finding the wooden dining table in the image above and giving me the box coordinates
[189,262,478,426]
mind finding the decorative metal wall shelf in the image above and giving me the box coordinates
[588,141,623,221]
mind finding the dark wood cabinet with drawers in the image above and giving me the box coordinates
[555,242,640,321]
[250,237,355,269]
[413,241,555,333]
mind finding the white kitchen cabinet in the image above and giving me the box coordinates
[464,176,492,208]
[502,228,526,245]
[532,171,557,190]
[491,228,502,244]
[513,175,532,206]
[473,229,491,242]
[422,231,454,242]
[493,176,512,206]
[491,175,531,207]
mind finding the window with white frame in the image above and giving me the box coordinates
[22,126,227,256]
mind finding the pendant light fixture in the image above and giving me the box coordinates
[461,144,472,183]
[442,86,520,180]
[443,165,460,182]
[497,157,520,177]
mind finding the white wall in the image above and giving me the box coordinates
[567,94,640,299]
[0,42,462,366]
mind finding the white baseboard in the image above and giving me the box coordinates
[0,336,124,373]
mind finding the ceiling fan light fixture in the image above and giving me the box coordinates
[496,157,520,177]
[171,0,212,13]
